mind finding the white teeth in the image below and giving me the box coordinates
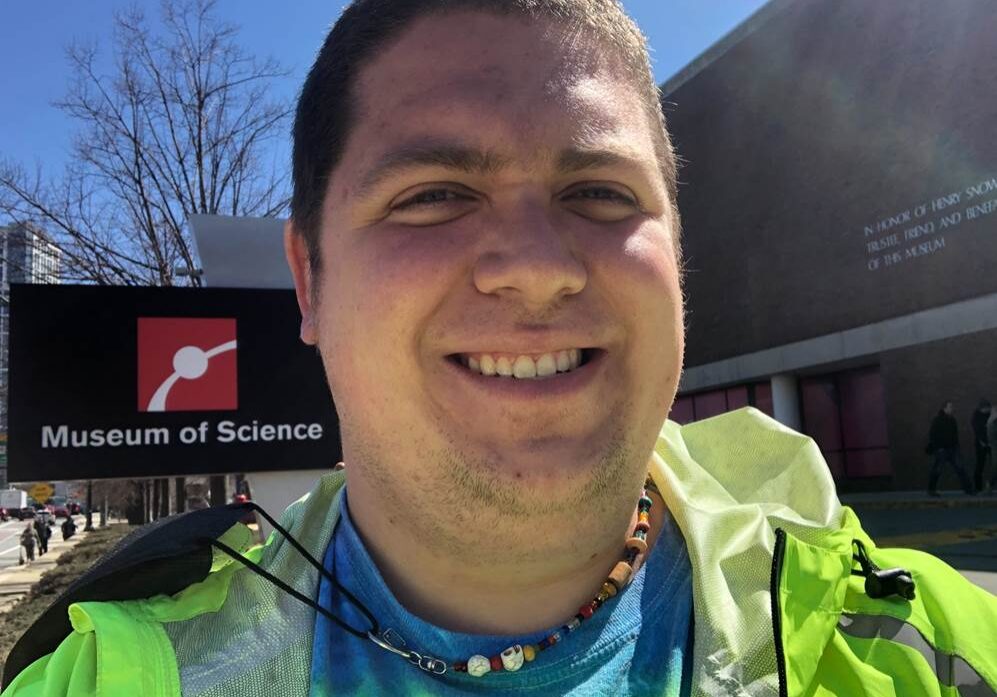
[480,355,496,376]
[461,350,586,379]
[536,353,557,377]
[495,356,513,376]
[512,355,537,379]
[556,350,570,372]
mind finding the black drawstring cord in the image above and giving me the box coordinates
[202,501,379,640]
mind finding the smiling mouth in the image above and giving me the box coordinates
[449,349,597,379]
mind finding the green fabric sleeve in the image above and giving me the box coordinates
[1,631,96,697]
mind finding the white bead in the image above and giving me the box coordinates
[501,644,524,672]
[467,654,491,677]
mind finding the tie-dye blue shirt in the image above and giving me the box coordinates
[310,494,693,696]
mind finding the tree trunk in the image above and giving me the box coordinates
[174,477,186,514]
[158,479,169,517]
[84,480,94,531]
[209,475,227,507]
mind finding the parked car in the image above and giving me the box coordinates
[19,507,36,519]
[69,502,81,515]
[53,505,70,518]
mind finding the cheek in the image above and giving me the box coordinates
[591,223,682,326]
[588,223,684,384]
[318,227,471,394]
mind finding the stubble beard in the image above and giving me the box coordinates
[343,404,646,569]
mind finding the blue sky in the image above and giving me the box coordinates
[0,1,768,177]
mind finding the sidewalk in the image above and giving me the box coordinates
[0,529,90,614]
[840,490,997,510]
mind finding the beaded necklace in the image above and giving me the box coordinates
[448,482,655,677]
[210,478,656,681]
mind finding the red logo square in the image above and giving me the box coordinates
[137,317,238,412]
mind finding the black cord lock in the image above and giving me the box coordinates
[852,540,916,601]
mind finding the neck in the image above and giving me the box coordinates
[345,471,666,635]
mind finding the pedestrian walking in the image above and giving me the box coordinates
[987,408,997,495]
[32,516,50,555]
[972,399,992,492]
[60,517,77,541]
[927,400,974,495]
[19,525,36,563]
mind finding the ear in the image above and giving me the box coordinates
[284,219,318,346]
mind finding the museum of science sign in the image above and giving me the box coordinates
[8,284,341,481]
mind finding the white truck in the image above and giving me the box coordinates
[0,489,28,513]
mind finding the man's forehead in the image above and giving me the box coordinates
[353,10,628,115]
[329,10,661,198]
[350,49,646,168]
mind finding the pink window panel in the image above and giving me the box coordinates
[753,382,774,416]
[800,377,842,453]
[726,386,749,411]
[845,449,892,478]
[838,367,888,450]
[694,390,728,420]
[670,397,695,424]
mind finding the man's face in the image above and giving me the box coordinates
[288,12,683,527]
[945,402,955,415]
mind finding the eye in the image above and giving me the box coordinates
[566,187,635,203]
[561,184,640,222]
[388,185,478,226]
[394,188,467,208]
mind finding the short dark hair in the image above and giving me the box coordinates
[291,0,679,272]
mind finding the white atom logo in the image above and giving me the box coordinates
[146,339,238,412]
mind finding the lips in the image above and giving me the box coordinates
[452,349,590,379]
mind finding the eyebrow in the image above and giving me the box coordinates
[354,141,646,199]
[356,143,509,198]
[556,147,637,174]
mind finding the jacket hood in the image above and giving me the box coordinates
[652,407,852,696]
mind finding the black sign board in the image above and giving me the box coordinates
[8,284,341,481]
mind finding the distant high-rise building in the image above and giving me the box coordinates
[1,223,61,460]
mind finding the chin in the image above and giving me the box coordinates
[450,430,638,511]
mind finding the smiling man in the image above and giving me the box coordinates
[3,1,997,697]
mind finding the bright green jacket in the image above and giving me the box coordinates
[4,409,996,696]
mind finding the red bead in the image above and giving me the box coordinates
[490,656,503,671]
[453,662,467,672]
[579,603,595,619]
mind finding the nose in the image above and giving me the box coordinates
[472,203,587,307]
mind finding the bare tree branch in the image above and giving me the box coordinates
[0,0,291,286]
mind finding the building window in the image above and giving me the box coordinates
[800,366,890,480]
[671,381,774,425]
